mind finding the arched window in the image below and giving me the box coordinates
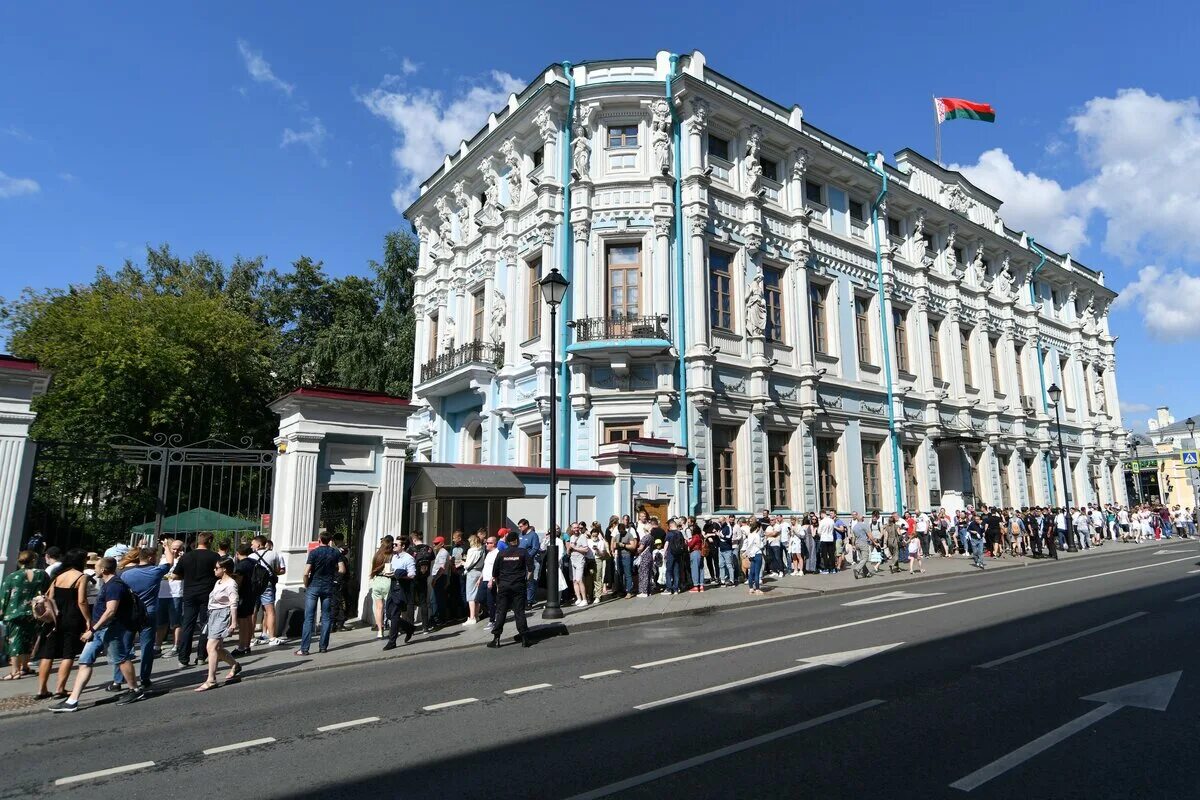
[467,422,483,464]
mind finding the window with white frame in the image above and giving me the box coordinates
[606,124,638,171]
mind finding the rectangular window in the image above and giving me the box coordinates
[894,309,909,373]
[604,422,643,443]
[923,233,937,253]
[428,313,439,359]
[1059,358,1072,408]
[887,216,903,238]
[848,199,866,223]
[709,250,733,330]
[960,328,974,388]
[532,147,544,170]
[816,438,838,511]
[707,135,729,160]
[606,244,641,320]
[1025,458,1037,504]
[1000,455,1012,508]
[862,441,882,512]
[929,320,943,381]
[953,246,965,265]
[607,125,638,149]
[525,430,543,467]
[713,425,738,510]
[805,180,824,205]
[764,267,784,342]
[526,258,542,340]
[904,447,919,509]
[759,157,779,182]
[1016,346,1027,398]
[768,432,790,510]
[810,283,828,355]
[989,337,1002,395]
[471,288,485,343]
[855,296,872,365]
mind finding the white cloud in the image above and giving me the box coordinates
[1069,89,1200,262]
[1,125,32,141]
[357,70,524,212]
[1120,402,1153,415]
[400,57,419,76]
[1113,265,1200,340]
[281,117,328,164]
[951,148,1090,253]
[58,172,76,182]
[0,170,39,198]
[237,39,294,96]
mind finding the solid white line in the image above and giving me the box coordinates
[630,555,1197,670]
[634,663,818,711]
[581,669,623,680]
[202,737,276,756]
[317,716,380,732]
[505,683,552,695]
[1188,569,1200,574]
[950,703,1119,791]
[1175,592,1200,603]
[974,612,1147,668]
[422,697,478,711]
[562,700,885,800]
[55,762,156,786]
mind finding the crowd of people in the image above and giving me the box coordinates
[0,499,1192,706]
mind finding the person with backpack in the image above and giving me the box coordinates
[231,544,262,657]
[109,546,174,692]
[406,534,435,634]
[49,557,143,711]
[249,537,285,647]
[194,557,243,692]
[663,519,686,595]
[1,550,49,681]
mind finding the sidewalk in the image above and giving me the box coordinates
[0,540,1164,717]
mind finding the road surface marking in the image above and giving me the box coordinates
[951,672,1181,792]
[1153,548,1195,555]
[202,738,276,756]
[562,700,884,800]
[1188,569,1200,574]
[975,612,1147,668]
[635,664,818,710]
[581,669,622,680]
[55,762,156,786]
[1175,592,1200,603]
[505,683,552,695]
[317,716,380,732]
[631,555,1198,670]
[843,590,946,606]
[422,697,478,711]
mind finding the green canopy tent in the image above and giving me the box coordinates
[130,507,262,545]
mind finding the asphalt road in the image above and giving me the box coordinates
[3,544,1198,800]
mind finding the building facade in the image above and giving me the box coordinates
[1125,407,1199,508]
[402,50,1127,528]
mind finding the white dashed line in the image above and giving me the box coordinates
[505,683,552,695]
[581,669,623,680]
[55,762,156,786]
[975,612,1147,668]
[422,698,478,711]
[203,737,276,756]
[1175,592,1200,603]
[317,716,380,732]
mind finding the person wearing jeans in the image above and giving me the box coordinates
[171,532,220,668]
[743,524,764,594]
[687,526,705,592]
[296,533,346,656]
[664,524,684,594]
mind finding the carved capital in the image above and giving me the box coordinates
[685,97,709,134]
[533,106,559,144]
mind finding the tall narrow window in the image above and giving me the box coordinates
[887,216,904,238]
[1083,365,1095,414]
[848,199,866,223]
[805,180,824,205]
[764,267,784,342]
[1059,358,1071,408]
[1016,346,1027,398]
[855,296,872,365]
[862,441,882,512]
[759,157,779,182]
[472,288,485,343]
[428,313,440,359]
[894,308,909,373]
[713,425,738,510]
[606,244,641,321]
[1025,458,1037,505]
[989,337,1002,395]
[999,454,1012,508]
[768,432,790,509]
[525,429,543,467]
[961,328,974,388]
[810,283,828,355]
[904,447,919,509]
[929,319,943,381]
[817,438,838,511]
[468,423,483,465]
[531,147,544,170]
[709,250,733,330]
[526,258,542,340]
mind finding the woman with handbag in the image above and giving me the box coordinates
[461,534,485,624]
[32,549,90,700]
[1,550,49,682]
[587,523,608,605]
[368,537,395,639]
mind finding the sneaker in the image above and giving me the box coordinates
[462,619,477,626]
[161,646,176,658]
[230,647,251,658]
[116,690,146,706]
[268,637,285,647]
[637,593,649,598]
[48,699,79,713]
[104,682,125,693]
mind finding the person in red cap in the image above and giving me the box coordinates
[429,536,451,628]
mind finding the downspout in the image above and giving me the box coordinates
[867,153,904,514]
[558,61,574,469]
[1027,237,1056,505]
[666,54,697,514]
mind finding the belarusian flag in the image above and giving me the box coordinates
[935,97,996,123]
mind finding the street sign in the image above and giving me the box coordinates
[1182,451,1198,466]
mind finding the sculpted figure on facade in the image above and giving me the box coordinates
[452,180,470,233]
[744,126,763,194]
[435,196,454,257]
[791,147,809,185]
[1093,373,1107,413]
[500,137,523,205]
[651,99,672,175]
[745,269,767,338]
[480,157,500,221]
[533,107,558,145]
[489,288,506,346]
[686,97,709,134]
[571,106,592,180]
[997,252,1016,299]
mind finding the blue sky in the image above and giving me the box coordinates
[1,1,1196,430]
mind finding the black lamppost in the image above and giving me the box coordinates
[1128,440,1142,506]
[1047,383,1076,551]
[539,267,569,620]
[1186,418,1197,511]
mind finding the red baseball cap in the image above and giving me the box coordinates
[433,536,445,545]
[496,528,510,538]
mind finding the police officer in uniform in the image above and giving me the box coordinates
[489,531,532,649]
[383,537,417,651]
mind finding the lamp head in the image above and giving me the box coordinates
[539,267,569,307]
[1188,417,1196,438]
[1047,383,1062,404]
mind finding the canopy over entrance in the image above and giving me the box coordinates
[410,466,526,501]
[132,506,261,536]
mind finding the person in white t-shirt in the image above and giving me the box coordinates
[155,538,185,657]
[817,511,836,574]
[481,533,501,631]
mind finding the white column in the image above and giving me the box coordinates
[653,218,672,319]
[0,430,36,572]
[277,432,323,598]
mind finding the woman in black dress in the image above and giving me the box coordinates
[33,549,91,700]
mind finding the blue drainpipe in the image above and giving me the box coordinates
[1027,237,1056,506]
[867,153,904,514]
[666,54,697,514]
[558,61,574,469]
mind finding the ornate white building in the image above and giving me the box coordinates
[402,50,1127,527]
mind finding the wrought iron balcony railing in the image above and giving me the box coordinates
[420,340,504,383]
[573,315,669,343]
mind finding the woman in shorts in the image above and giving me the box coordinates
[195,558,242,692]
[368,537,395,639]
[462,535,484,624]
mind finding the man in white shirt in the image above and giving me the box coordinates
[250,536,285,646]
[383,542,417,650]
[480,532,501,631]
[817,511,836,574]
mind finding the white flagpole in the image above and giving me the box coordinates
[933,96,943,167]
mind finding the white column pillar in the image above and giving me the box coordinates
[0,430,36,572]
[653,218,672,319]
[277,432,323,597]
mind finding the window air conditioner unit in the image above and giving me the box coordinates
[1020,395,1037,415]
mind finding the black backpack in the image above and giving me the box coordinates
[249,553,276,599]
[115,579,149,632]
[410,544,434,576]
[667,531,686,556]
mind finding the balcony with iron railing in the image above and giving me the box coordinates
[568,314,672,358]
[417,340,504,397]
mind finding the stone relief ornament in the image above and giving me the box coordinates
[943,184,972,214]
[791,147,809,183]
[480,157,500,220]
[452,180,470,229]
[489,288,506,346]
[435,196,454,256]
[1093,374,1107,412]
[572,220,591,243]
[744,126,763,194]
[534,107,558,144]
[654,218,672,238]
[500,137,522,205]
[651,99,673,175]
[745,270,767,338]
[571,105,592,179]
[686,97,709,134]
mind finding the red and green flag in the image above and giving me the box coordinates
[935,97,996,123]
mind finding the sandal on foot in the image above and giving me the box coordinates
[225,664,243,684]
[1,674,20,681]
[194,681,218,693]
[33,692,52,700]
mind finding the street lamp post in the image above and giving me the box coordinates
[1047,383,1076,551]
[1128,441,1142,506]
[1186,417,1197,512]
[539,267,569,621]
